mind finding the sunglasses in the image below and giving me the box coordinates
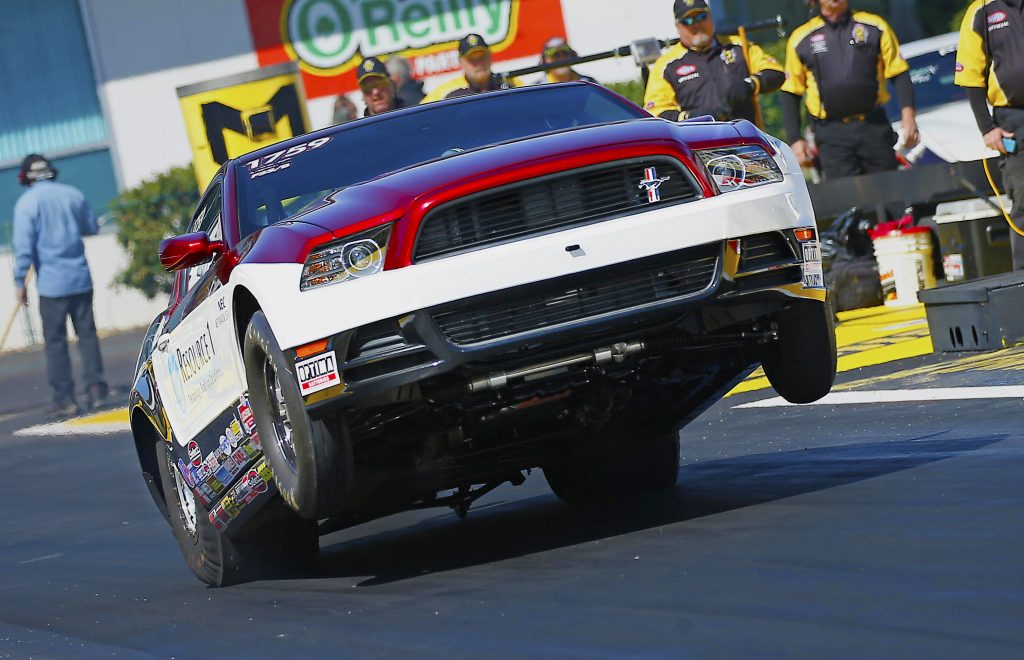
[678,11,710,26]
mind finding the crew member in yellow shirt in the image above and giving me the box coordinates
[955,0,1024,270]
[644,0,785,123]
[781,0,919,179]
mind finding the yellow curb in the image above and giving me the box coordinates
[67,409,130,426]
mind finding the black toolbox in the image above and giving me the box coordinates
[918,272,1024,352]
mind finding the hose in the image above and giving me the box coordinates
[982,156,1024,237]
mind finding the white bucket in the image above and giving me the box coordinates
[871,227,936,307]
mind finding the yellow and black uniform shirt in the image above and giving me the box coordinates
[955,0,1024,108]
[782,11,908,120]
[421,74,522,104]
[644,37,783,123]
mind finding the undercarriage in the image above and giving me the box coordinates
[290,233,828,530]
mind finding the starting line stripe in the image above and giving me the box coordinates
[736,386,1024,409]
[14,408,131,437]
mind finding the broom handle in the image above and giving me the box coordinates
[0,268,33,351]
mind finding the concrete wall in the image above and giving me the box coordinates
[0,233,168,353]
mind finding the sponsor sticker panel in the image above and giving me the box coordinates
[209,459,277,532]
[173,395,266,509]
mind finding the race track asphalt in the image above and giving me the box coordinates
[0,324,1022,658]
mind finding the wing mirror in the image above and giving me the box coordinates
[159,231,227,272]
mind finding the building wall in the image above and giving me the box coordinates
[80,0,259,189]
[0,233,169,353]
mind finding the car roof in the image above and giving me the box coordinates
[241,82,621,165]
[900,32,959,59]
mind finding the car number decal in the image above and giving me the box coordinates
[247,136,332,179]
[801,241,825,289]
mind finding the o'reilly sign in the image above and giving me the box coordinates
[285,0,514,72]
[248,0,564,97]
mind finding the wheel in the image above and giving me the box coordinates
[759,299,837,404]
[156,440,318,587]
[243,311,351,519]
[543,430,680,508]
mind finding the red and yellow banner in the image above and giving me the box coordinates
[246,0,567,99]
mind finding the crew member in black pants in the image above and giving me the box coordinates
[956,0,1024,270]
[781,0,919,179]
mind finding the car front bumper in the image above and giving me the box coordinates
[232,171,821,353]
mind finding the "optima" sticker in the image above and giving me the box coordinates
[295,351,340,395]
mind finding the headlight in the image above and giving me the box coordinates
[300,224,391,292]
[695,145,784,193]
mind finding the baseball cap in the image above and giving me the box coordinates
[674,0,710,19]
[541,36,577,61]
[18,154,57,186]
[357,57,389,84]
[458,33,490,58]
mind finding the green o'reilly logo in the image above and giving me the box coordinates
[286,0,513,70]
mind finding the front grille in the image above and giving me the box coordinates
[414,157,701,261]
[431,243,721,346]
[739,232,796,272]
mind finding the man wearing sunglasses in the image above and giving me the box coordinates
[644,0,785,123]
[781,0,919,179]
[539,37,598,85]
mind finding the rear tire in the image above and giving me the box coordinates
[544,430,680,508]
[759,299,837,404]
[156,439,318,587]
[243,311,351,519]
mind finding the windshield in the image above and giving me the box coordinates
[234,84,645,238]
[885,47,966,121]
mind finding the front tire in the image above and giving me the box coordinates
[156,440,318,587]
[759,299,837,404]
[243,311,351,519]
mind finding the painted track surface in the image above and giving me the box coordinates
[1,315,1022,658]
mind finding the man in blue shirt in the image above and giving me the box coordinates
[13,154,107,417]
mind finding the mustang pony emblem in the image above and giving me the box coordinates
[638,167,671,203]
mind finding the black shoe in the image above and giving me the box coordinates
[86,383,109,410]
[48,400,81,419]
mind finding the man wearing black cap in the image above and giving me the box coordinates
[781,0,919,179]
[13,154,107,417]
[539,37,597,85]
[421,33,521,103]
[644,0,785,122]
[358,57,403,117]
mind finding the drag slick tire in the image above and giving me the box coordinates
[243,311,351,520]
[543,429,680,508]
[759,299,837,404]
[156,440,318,587]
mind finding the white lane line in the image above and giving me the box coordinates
[736,386,1024,409]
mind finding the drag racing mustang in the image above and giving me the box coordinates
[129,82,836,586]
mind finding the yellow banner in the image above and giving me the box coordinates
[177,62,311,190]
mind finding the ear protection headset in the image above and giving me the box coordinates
[17,154,58,186]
